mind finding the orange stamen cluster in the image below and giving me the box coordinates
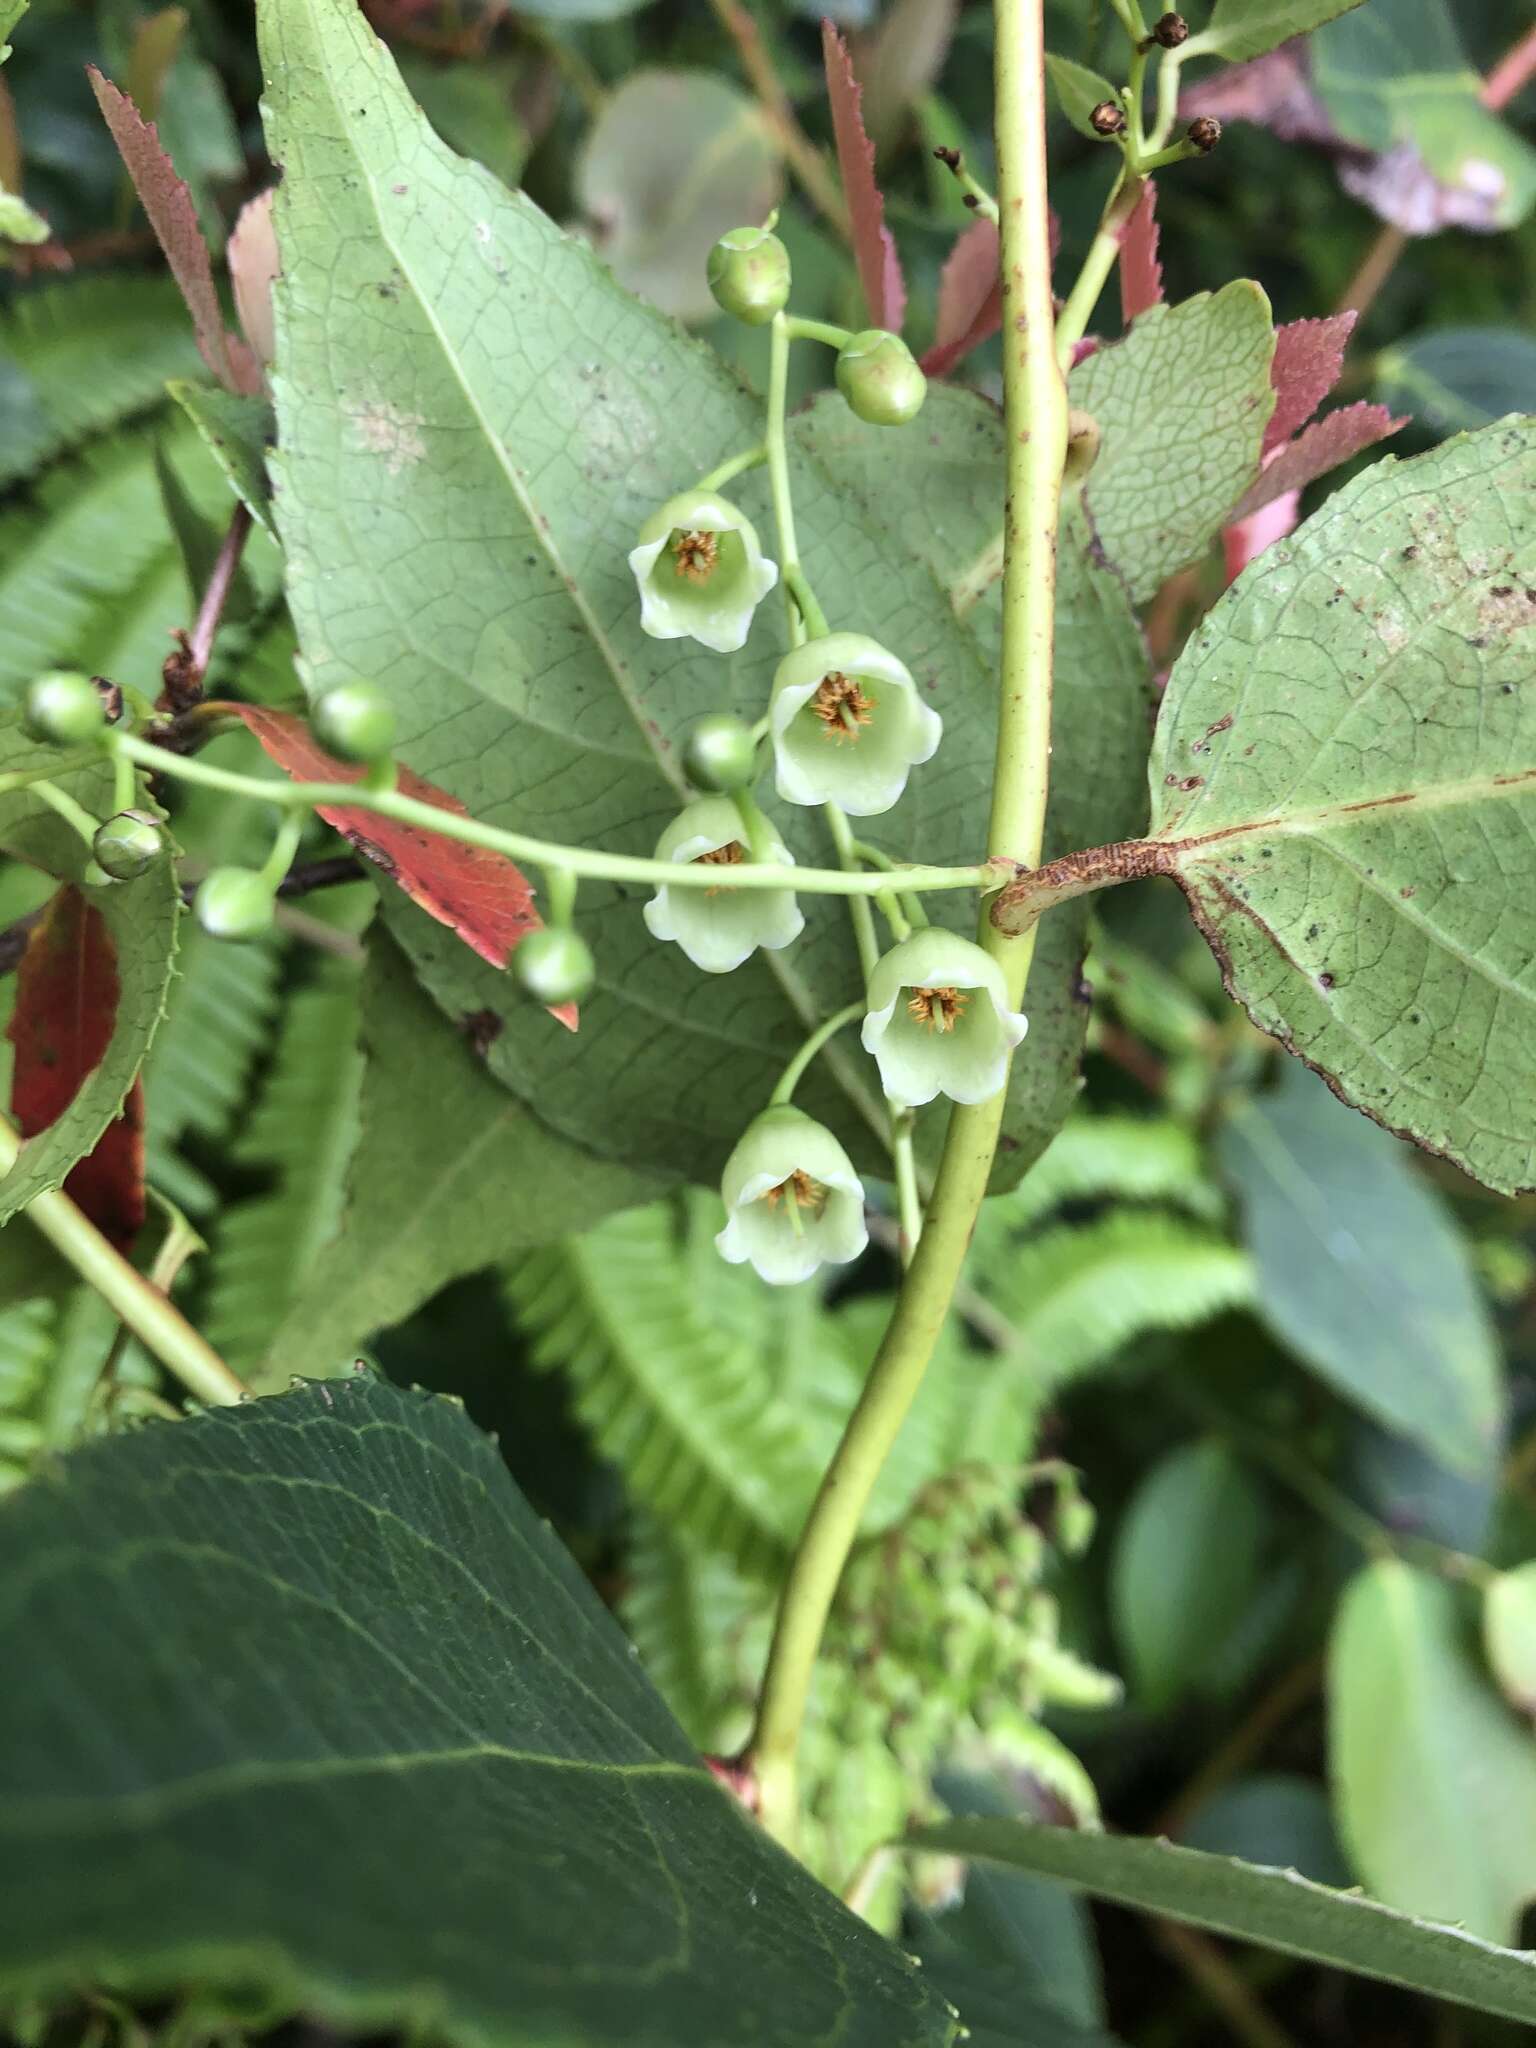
[695,839,746,896]
[907,985,968,1033]
[671,528,720,582]
[809,670,874,742]
[760,1169,828,1215]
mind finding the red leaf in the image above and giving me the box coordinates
[1223,490,1302,583]
[1266,313,1356,454]
[214,704,577,1029]
[87,69,262,399]
[1118,180,1163,325]
[921,219,1000,377]
[822,20,905,332]
[1230,402,1405,523]
[7,887,146,1253]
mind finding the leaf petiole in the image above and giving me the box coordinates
[769,1001,866,1108]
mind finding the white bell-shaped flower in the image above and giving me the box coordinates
[861,928,1027,1109]
[627,489,778,654]
[642,795,804,974]
[716,1106,868,1285]
[769,631,942,817]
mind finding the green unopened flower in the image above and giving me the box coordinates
[642,795,803,974]
[769,632,942,817]
[716,1106,868,1285]
[861,929,1027,1108]
[628,489,778,653]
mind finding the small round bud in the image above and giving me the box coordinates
[684,712,758,793]
[92,810,165,882]
[196,866,276,941]
[1187,115,1222,153]
[1151,11,1189,47]
[516,925,595,1007]
[835,330,927,428]
[23,671,106,749]
[1090,100,1127,137]
[311,680,397,765]
[706,227,791,326]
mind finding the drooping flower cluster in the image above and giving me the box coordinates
[621,233,1027,1284]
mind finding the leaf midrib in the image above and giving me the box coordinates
[1162,762,1536,855]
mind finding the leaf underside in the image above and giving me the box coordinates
[1151,421,1536,1195]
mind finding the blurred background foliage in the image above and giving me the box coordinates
[3,2,1536,2043]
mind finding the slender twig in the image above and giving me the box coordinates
[1156,1653,1324,1838]
[0,1115,248,1409]
[748,0,1067,1848]
[111,732,998,900]
[1483,24,1536,113]
[1153,1922,1302,2048]
[707,0,852,241]
[188,502,255,685]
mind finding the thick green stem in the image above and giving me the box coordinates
[750,0,1067,1847]
[112,734,991,901]
[0,1117,248,1409]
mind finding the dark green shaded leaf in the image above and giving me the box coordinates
[167,380,275,530]
[908,1816,1536,2024]
[1186,0,1367,66]
[1179,1774,1351,1888]
[1377,329,1536,439]
[1219,1063,1503,1471]
[0,1373,953,2045]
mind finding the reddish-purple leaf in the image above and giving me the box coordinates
[822,19,905,333]
[8,887,146,1253]
[921,219,1000,376]
[1266,312,1356,453]
[87,68,262,398]
[1118,179,1163,324]
[1224,490,1302,582]
[215,704,578,1030]
[1230,402,1404,523]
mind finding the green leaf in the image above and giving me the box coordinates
[0,1372,952,2046]
[1070,285,1275,605]
[1330,1560,1536,1945]
[1218,1063,1502,1470]
[1483,1562,1536,1718]
[202,957,364,1372]
[394,51,533,190]
[1180,1774,1350,1888]
[961,1212,1253,1462]
[0,188,48,244]
[0,729,179,1223]
[167,380,275,531]
[1146,421,1536,1197]
[1187,0,1367,66]
[0,0,25,64]
[576,72,784,322]
[0,278,205,489]
[1312,1,1536,230]
[256,0,1137,1192]
[1045,54,1118,139]
[255,936,656,1385]
[793,390,1153,1185]
[907,1815,1536,2024]
[1376,328,1536,439]
[991,1111,1225,1233]
[1110,1438,1267,1709]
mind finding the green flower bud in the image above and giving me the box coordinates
[92,810,166,882]
[23,672,106,749]
[862,928,1028,1109]
[515,925,596,1008]
[195,866,276,942]
[716,1105,867,1286]
[684,712,758,794]
[707,226,792,326]
[835,329,927,427]
[311,680,397,765]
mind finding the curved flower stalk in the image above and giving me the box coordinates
[861,929,1027,1109]
[642,795,804,973]
[628,489,778,653]
[717,1106,868,1285]
[769,633,941,817]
